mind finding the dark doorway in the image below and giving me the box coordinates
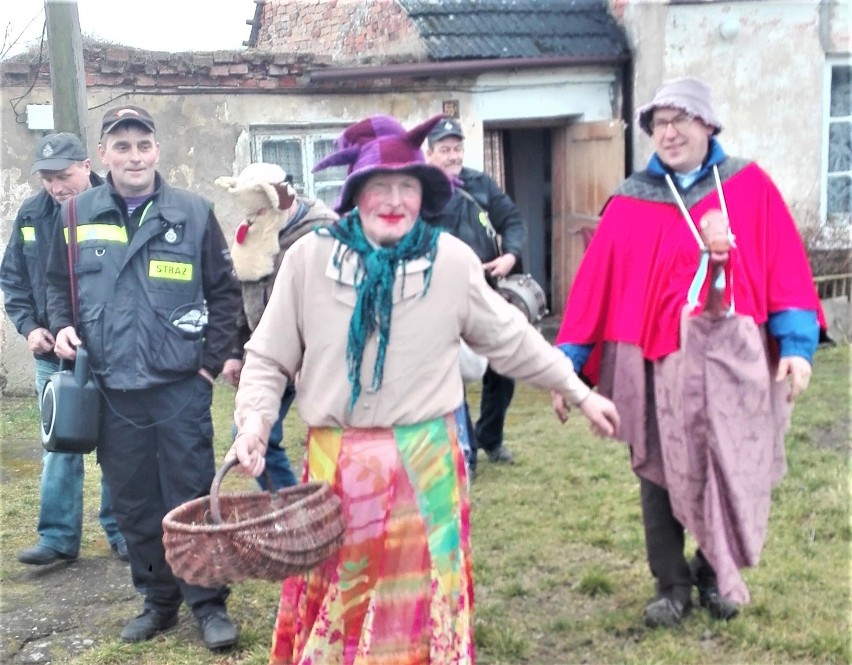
[502,128,553,307]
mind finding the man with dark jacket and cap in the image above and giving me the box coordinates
[45,106,242,650]
[1,133,127,566]
[424,117,528,470]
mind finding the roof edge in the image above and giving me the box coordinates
[309,53,631,82]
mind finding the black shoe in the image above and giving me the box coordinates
[485,446,515,464]
[697,588,739,620]
[643,597,691,628]
[120,609,179,642]
[689,554,739,621]
[18,544,77,566]
[198,609,239,650]
[111,539,130,562]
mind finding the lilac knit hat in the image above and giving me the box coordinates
[313,115,452,215]
[636,76,723,136]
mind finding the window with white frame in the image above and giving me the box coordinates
[826,63,851,225]
[252,127,348,208]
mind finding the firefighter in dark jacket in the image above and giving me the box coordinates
[44,106,242,651]
[1,132,127,566]
[424,117,528,470]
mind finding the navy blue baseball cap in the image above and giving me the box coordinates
[427,117,465,146]
[31,133,87,174]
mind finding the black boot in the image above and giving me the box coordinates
[196,605,239,650]
[120,609,179,642]
[689,551,739,621]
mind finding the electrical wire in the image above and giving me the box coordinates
[0,7,45,60]
[8,19,47,125]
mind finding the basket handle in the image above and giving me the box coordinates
[209,458,278,524]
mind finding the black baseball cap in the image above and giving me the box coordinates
[427,117,465,146]
[100,105,156,136]
[31,133,87,174]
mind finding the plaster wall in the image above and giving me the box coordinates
[474,70,616,118]
[622,0,834,225]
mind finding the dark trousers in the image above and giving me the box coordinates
[474,366,515,453]
[639,362,695,605]
[639,478,693,605]
[97,375,229,617]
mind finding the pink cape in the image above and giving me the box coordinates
[557,161,825,604]
[556,161,825,382]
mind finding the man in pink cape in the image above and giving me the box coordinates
[553,77,825,628]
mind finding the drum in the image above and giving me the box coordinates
[495,274,549,325]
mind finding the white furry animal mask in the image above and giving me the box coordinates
[215,163,297,281]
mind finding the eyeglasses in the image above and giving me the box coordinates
[651,113,695,135]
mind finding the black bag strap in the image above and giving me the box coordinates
[66,197,80,330]
[456,187,501,257]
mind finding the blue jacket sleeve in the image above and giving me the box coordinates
[767,309,819,363]
[557,342,593,373]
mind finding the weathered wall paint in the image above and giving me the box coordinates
[621,0,842,226]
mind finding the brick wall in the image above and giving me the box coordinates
[257,0,426,64]
[0,45,332,91]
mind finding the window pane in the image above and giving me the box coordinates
[313,139,348,183]
[827,174,851,215]
[828,121,852,172]
[315,183,344,208]
[830,65,851,117]
[261,139,304,190]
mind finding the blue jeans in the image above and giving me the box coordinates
[35,358,123,556]
[231,383,299,490]
[454,402,475,475]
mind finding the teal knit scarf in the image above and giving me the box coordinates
[319,209,440,410]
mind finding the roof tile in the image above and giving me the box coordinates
[398,0,630,60]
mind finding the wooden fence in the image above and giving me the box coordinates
[814,273,852,300]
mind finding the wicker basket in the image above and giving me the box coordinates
[162,459,345,587]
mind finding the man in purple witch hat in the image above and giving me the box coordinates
[227,114,620,662]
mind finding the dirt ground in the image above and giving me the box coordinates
[0,433,142,664]
[0,554,137,664]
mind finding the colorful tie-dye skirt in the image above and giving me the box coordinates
[269,410,474,665]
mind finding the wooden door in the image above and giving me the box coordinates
[483,129,505,189]
[550,120,625,316]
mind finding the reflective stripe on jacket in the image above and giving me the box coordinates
[1,173,104,360]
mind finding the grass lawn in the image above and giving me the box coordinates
[0,344,848,664]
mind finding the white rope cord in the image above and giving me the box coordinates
[664,173,705,248]
[713,165,730,222]
[666,166,737,315]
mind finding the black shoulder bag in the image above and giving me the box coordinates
[455,188,549,325]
